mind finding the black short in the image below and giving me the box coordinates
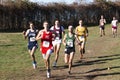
[28,42,38,50]
[100,26,105,30]
[64,47,75,55]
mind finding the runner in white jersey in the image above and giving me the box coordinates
[50,20,65,67]
[111,17,118,38]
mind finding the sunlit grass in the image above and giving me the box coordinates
[0,24,120,80]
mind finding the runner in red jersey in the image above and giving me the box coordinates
[40,30,53,54]
[36,21,54,78]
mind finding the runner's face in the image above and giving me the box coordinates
[113,17,115,20]
[55,20,59,26]
[43,22,48,29]
[30,23,34,29]
[68,26,73,32]
[79,20,82,25]
[101,16,103,19]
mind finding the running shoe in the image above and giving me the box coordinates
[47,69,51,78]
[52,62,57,67]
[32,61,37,69]
[68,71,71,75]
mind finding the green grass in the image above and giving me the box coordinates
[0,24,120,80]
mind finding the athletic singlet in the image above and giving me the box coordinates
[53,26,62,39]
[66,33,75,48]
[28,29,37,44]
[111,20,118,27]
[41,31,53,54]
[76,26,86,36]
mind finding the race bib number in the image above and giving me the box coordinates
[43,41,50,47]
[30,37,36,42]
[67,40,73,47]
[64,48,67,52]
[78,36,85,42]
[56,31,59,34]
[80,36,84,39]
[56,37,60,40]
[56,31,60,38]
[54,39,61,43]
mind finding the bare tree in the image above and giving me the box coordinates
[0,1,120,31]
[94,0,120,2]
[75,0,87,4]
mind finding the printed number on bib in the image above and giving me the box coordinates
[43,41,50,47]
[56,37,60,40]
[79,36,84,40]
[30,37,36,42]
[56,31,60,38]
[80,36,84,39]
[67,40,73,47]
[78,36,84,42]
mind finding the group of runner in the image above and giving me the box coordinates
[23,15,118,78]
[99,15,118,37]
[23,19,88,78]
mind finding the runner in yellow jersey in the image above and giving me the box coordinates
[75,20,88,60]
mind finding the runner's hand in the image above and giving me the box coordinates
[86,33,88,37]
[76,41,80,45]
[63,43,66,46]
[23,31,26,35]
[76,41,83,45]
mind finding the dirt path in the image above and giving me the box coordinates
[3,27,120,80]
[18,33,120,80]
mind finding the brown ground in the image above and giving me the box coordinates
[13,34,120,80]
[1,27,120,80]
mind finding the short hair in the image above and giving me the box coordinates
[68,25,73,28]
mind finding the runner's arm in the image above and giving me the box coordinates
[116,20,119,26]
[86,27,88,37]
[36,29,39,33]
[62,34,67,46]
[75,28,81,44]
[52,33,55,41]
[75,35,81,45]
[36,30,42,40]
[104,19,106,24]
[23,29,29,39]
[99,19,101,26]
[62,26,65,36]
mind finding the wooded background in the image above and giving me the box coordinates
[0,0,120,31]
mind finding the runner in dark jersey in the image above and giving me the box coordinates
[23,22,38,69]
[63,25,76,75]
[50,20,65,67]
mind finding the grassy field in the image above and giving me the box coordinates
[0,24,120,80]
